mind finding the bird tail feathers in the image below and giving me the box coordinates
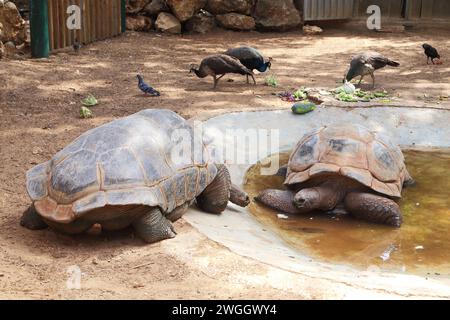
[387,60,400,67]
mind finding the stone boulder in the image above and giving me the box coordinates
[126,0,150,14]
[206,0,254,15]
[216,13,255,31]
[155,12,181,34]
[166,0,206,22]
[143,0,169,16]
[253,0,301,31]
[185,10,216,34]
[126,15,153,31]
[0,1,26,43]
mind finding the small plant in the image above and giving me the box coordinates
[265,75,278,87]
[81,94,98,107]
[79,106,93,118]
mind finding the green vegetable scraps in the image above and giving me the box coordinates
[293,87,308,100]
[81,94,98,107]
[79,106,93,118]
[265,75,278,87]
[333,88,389,102]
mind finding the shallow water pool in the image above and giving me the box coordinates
[244,150,450,276]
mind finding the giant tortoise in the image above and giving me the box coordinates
[256,124,414,227]
[22,109,250,243]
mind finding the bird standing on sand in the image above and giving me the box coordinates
[422,44,440,65]
[224,46,272,84]
[344,52,400,88]
[190,54,255,89]
[73,38,81,53]
[137,74,161,96]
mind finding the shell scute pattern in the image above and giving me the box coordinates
[285,124,407,198]
[26,109,217,223]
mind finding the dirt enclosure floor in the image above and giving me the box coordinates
[0,27,450,299]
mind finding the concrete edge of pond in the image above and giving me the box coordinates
[184,106,450,299]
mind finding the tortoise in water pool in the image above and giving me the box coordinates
[256,124,414,227]
[22,109,250,243]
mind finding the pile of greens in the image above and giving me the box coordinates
[333,87,389,103]
[278,87,309,102]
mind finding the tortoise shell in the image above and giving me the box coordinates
[26,109,217,223]
[284,124,408,198]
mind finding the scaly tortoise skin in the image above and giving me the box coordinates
[256,124,414,227]
[22,109,249,243]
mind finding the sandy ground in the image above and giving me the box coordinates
[1,27,450,299]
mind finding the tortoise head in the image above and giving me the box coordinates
[293,188,321,212]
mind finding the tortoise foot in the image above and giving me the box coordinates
[344,192,402,227]
[20,205,48,230]
[132,208,176,244]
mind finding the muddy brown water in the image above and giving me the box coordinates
[244,150,450,276]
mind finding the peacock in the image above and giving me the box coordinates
[224,46,272,84]
[344,52,400,88]
[190,54,255,88]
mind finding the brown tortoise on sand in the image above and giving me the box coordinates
[22,109,250,243]
[256,124,414,227]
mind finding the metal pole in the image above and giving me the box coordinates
[121,0,126,33]
[30,0,50,58]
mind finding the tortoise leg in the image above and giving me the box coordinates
[344,192,402,227]
[20,204,48,230]
[166,203,189,222]
[275,165,288,177]
[255,189,299,214]
[230,184,250,207]
[196,164,231,214]
[403,169,415,187]
[132,207,176,243]
[44,218,93,235]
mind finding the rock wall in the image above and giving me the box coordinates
[0,0,28,59]
[126,0,303,34]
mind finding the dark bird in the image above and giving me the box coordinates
[137,74,161,96]
[73,38,81,53]
[224,46,272,84]
[189,54,255,89]
[344,52,400,88]
[422,44,440,64]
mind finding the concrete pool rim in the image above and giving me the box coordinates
[184,105,450,299]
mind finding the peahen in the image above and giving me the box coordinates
[190,54,255,89]
[344,52,400,88]
[422,44,440,65]
[137,74,161,96]
[224,46,272,84]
